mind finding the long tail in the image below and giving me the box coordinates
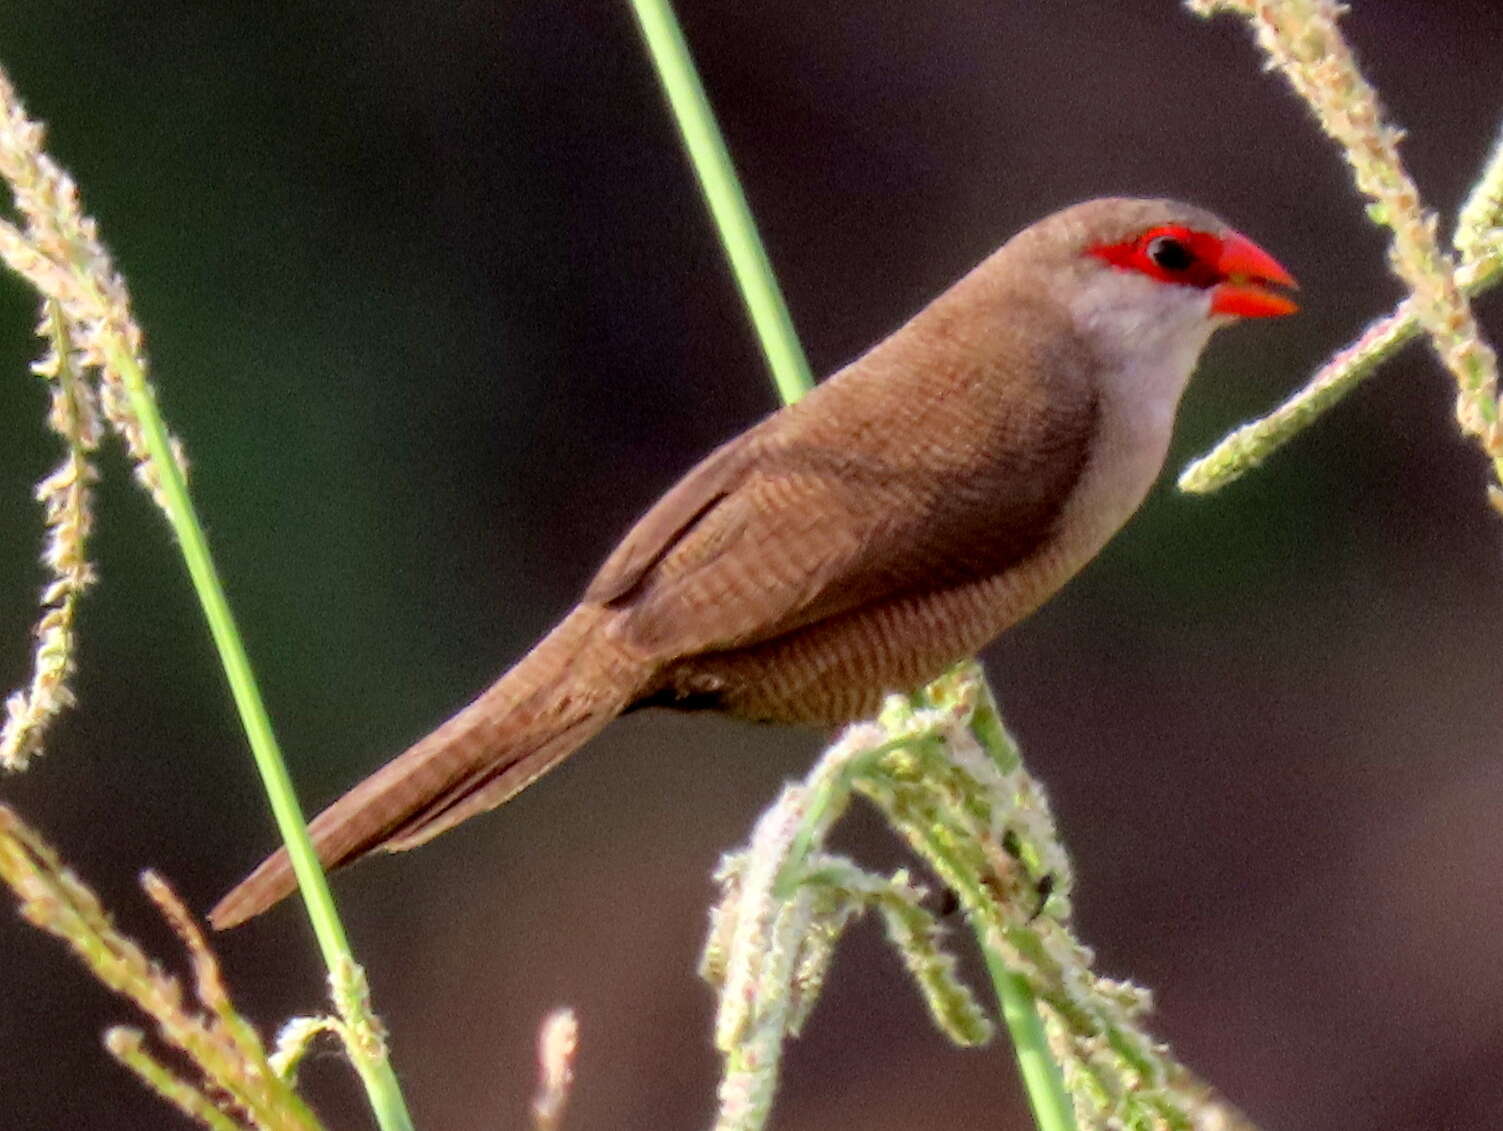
[209,605,648,929]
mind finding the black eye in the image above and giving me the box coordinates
[1147,235,1194,272]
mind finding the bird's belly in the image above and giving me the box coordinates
[654,549,1077,726]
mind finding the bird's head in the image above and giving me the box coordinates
[1081,200,1298,320]
[1007,197,1298,372]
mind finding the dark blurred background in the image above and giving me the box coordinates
[1,2,1501,1128]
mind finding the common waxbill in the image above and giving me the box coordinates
[211,197,1296,928]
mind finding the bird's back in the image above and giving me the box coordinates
[611,266,1102,722]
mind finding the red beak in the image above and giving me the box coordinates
[1209,230,1299,318]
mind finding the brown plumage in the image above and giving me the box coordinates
[211,198,1296,928]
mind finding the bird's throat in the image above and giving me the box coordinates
[1046,326,1210,581]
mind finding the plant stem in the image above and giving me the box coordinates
[627,0,814,405]
[626,4,1075,1127]
[895,813,1076,1131]
[104,341,415,1130]
[987,956,1076,1131]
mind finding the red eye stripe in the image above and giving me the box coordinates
[1088,225,1227,290]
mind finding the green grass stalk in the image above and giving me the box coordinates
[626,0,814,405]
[990,960,1077,1131]
[0,64,411,1128]
[625,4,1075,1127]
[104,341,415,1131]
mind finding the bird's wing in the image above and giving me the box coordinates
[585,436,752,606]
[585,325,1099,659]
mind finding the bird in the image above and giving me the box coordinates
[210,197,1296,929]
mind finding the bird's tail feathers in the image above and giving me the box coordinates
[209,607,642,929]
